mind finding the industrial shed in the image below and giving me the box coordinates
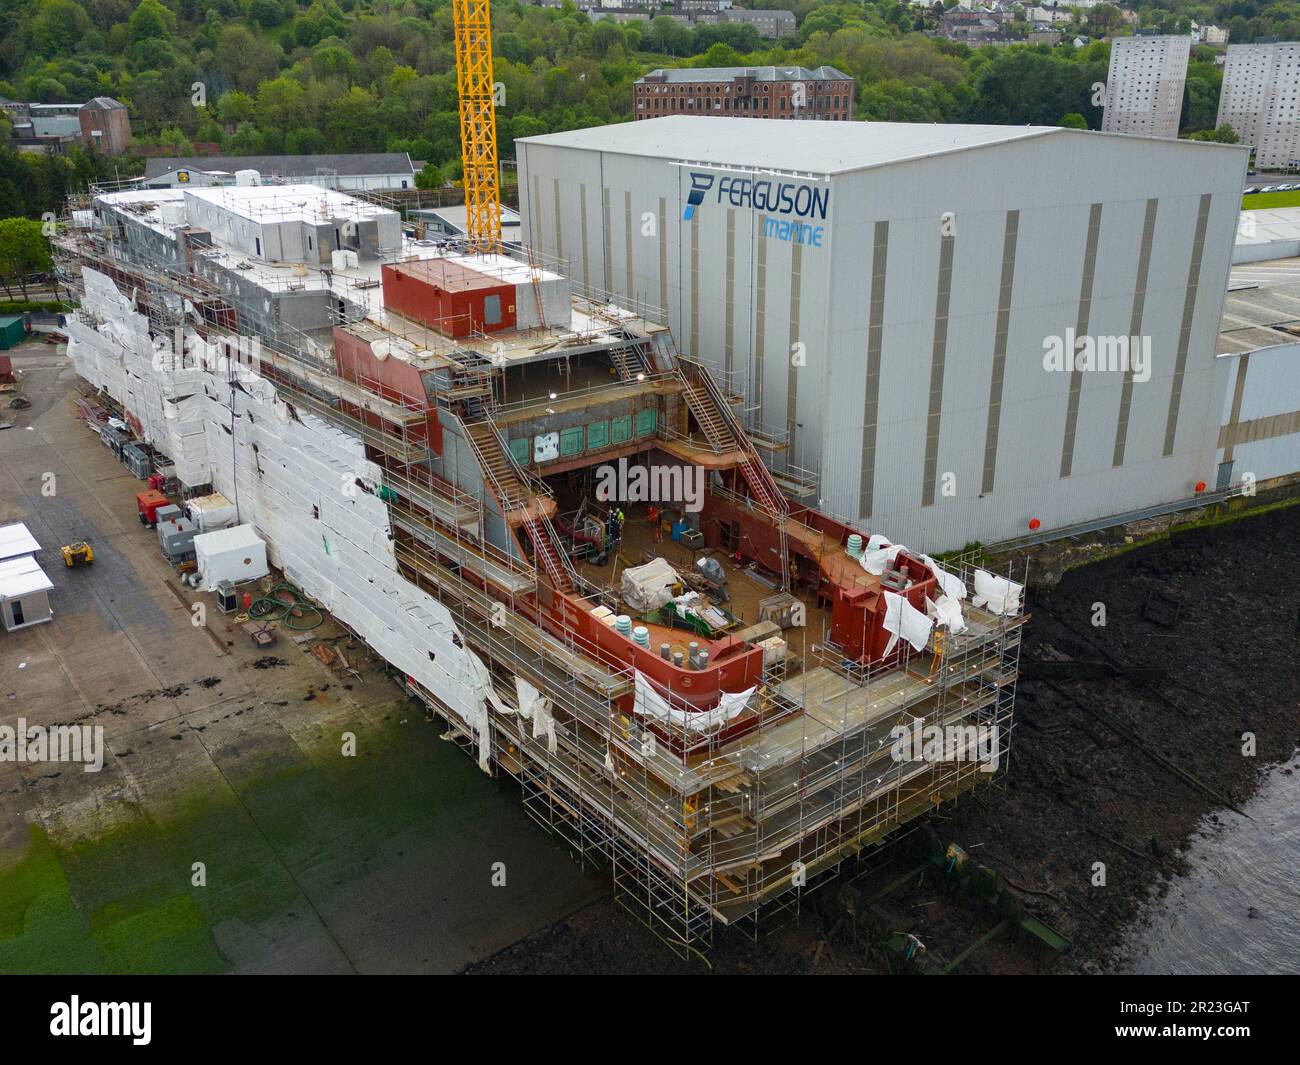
[0,522,53,632]
[518,117,1251,550]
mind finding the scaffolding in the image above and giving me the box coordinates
[53,188,1027,958]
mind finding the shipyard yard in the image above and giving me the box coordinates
[2,337,1295,975]
[0,38,1297,998]
[0,343,604,973]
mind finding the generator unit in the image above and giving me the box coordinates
[157,505,198,564]
[215,580,238,613]
[121,443,151,480]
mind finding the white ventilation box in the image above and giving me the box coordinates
[194,524,268,591]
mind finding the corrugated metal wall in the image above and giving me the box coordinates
[520,130,1253,551]
[1215,343,1300,484]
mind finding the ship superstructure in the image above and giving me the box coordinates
[56,181,1025,953]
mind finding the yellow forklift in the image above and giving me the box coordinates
[60,540,94,567]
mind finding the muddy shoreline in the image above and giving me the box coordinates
[466,503,1300,975]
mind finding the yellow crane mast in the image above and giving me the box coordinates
[452,0,502,253]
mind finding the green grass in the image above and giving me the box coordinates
[1241,189,1300,210]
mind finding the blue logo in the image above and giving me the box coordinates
[682,170,829,248]
[683,173,714,220]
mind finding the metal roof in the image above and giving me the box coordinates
[1219,267,1300,354]
[0,522,41,562]
[522,116,1065,175]
[0,555,53,600]
[145,153,414,180]
[522,116,1246,176]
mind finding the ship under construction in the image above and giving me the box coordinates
[53,175,1024,954]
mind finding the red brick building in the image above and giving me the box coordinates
[634,66,855,121]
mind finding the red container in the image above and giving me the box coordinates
[381,259,516,338]
[136,489,169,527]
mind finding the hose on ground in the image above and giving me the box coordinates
[247,582,324,630]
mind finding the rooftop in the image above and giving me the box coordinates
[522,116,1245,175]
[0,522,41,562]
[144,153,415,180]
[523,116,1057,175]
[389,258,512,294]
[1219,262,1300,354]
[0,555,53,601]
[639,65,852,83]
[183,184,395,225]
[416,204,523,231]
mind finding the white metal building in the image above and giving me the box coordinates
[518,116,1249,549]
[0,522,53,632]
[1102,35,1191,140]
[143,153,416,191]
[1217,42,1300,170]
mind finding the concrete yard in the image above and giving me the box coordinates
[0,341,604,974]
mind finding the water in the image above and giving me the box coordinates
[1122,754,1300,975]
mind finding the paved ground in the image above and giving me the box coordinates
[0,341,604,974]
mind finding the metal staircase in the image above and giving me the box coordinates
[464,417,582,595]
[609,343,656,382]
[677,357,791,590]
[465,421,529,513]
[523,513,574,593]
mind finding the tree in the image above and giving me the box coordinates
[216,91,256,129]
[156,125,194,156]
[1188,124,1239,144]
[1058,112,1088,129]
[126,0,175,45]
[0,218,54,300]
[414,162,440,190]
[326,87,380,152]
[28,0,91,56]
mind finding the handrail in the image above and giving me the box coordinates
[491,369,676,417]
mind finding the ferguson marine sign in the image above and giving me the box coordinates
[685,169,830,247]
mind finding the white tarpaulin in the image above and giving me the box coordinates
[194,524,268,590]
[633,670,752,734]
[921,554,966,601]
[620,557,679,611]
[515,676,556,753]
[926,593,967,635]
[860,533,905,576]
[973,569,1024,616]
[882,590,934,655]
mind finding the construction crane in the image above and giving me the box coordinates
[452,0,502,253]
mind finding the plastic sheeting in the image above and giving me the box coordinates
[973,569,1024,616]
[67,267,496,773]
[926,594,967,635]
[920,554,966,601]
[633,670,753,734]
[514,677,557,754]
[620,557,678,612]
[882,590,934,655]
[859,533,904,576]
